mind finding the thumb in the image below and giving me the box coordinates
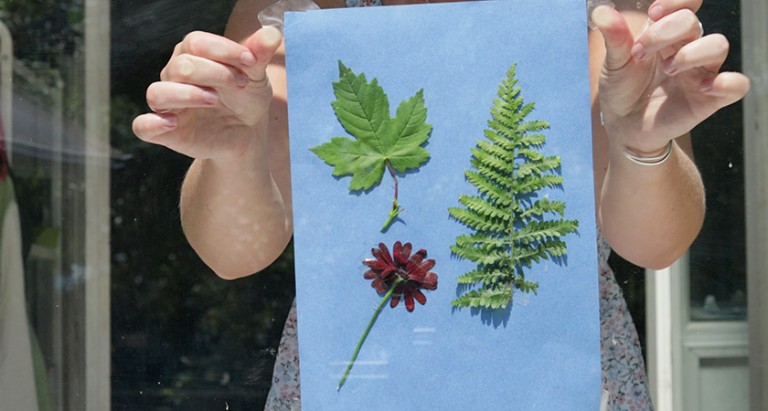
[591,5,635,70]
[242,26,283,81]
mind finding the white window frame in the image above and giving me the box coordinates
[742,0,768,408]
[84,0,111,409]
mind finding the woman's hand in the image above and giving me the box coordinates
[132,26,283,161]
[132,25,291,279]
[592,0,750,155]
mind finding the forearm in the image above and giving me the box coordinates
[599,137,704,269]
[180,122,292,279]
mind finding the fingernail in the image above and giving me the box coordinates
[631,43,645,60]
[590,5,613,28]
[648,4,664,21]
[261,26,281,47]
[202,90,218,104]
[241,51,256,66]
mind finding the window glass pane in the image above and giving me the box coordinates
[1,1,110,409]
[109,1,293,409]
[688,0,747,322]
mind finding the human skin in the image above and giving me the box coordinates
[132,0,750,278]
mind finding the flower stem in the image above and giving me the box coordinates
[337,277,403,391]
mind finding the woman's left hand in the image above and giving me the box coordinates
[592,0,750,155]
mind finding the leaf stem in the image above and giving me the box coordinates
[380,161,402,232]
[337,277,403,391]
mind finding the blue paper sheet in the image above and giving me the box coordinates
[285,1,600,408]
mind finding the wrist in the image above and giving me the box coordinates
[205,120,270,166]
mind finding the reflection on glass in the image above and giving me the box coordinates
[1,0,88,408]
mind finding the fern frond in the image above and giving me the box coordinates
[454,233,512,256]
[517,147,544,161]
[514,277,540,294]
[451,287,514,310]
[464,171,514,206]
[514,219,580,245]
[457,195,513,222]
[476,140,515,164]
[451,243,510,265]
[515,174,563,195]
[512,243,550,267]
[516,118,548,134]
[519,133,546,147]
[471,146,514,175]
[519,198,567,219]
[456,267,513,287]
[484,129,516,151]
[472,162,518,191]
[449,63,579,311]
[516,156,562,178]
[448,208,507,234]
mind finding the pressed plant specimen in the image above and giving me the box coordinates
[311,62,432,231]
[449,64,579,310]
[337,241,438,390]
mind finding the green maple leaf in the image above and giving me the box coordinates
[310,61,432,230]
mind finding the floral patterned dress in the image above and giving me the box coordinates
[264,1,653,409]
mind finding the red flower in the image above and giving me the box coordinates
[363,241,438,312]
[338,241,439,390]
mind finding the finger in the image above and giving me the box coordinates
[663,34,729,75]
[146,81,219,113]
[591,5,635,70]
[162,53,250,89]
[241,26,283,83]
[700,71,751,102]
[132,113,178,144]
[632,9,701,60]
[175,31,258,71]
[648,0,703,21]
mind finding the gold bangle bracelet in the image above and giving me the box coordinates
[622,140,674,166]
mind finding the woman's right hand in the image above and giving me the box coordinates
[132,26,283,161]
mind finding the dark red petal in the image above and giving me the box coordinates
[404,292,415,312]
[377,243,394,266]
[392,283,405,295]
[408,271,425,284]
[413,289,427,305]
[371,278,388,293]
[408,260,436,282]
[419,259,436,272]
[366,260,391,271]
[379,266,397,280]
[406,249,428,273]
[363,270,377,279]
[390,284,404,308]
[394,241,412,266]
[421,272,438,290]
[370,248,388,266]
